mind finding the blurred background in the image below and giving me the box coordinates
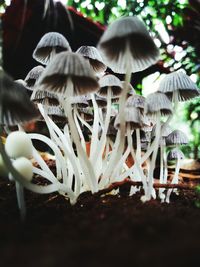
[0,0,199,159]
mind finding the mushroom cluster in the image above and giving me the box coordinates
[0,17,199,219]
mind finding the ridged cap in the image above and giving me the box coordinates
[158,71,200,101]
[37,52,99,96]
[25,66,45,88]
[33,32,71,65]
[76,46,107,74]
[0,72,39,126]
[167,148,185,160]
[98,16,159,73]
[165,130,189,146]
[145,92,173,116]
[97,74,123,97]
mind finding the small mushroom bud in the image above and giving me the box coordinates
[11,157,33,182]
[5,131,33,159]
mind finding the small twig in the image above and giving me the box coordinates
[95,178,196,197]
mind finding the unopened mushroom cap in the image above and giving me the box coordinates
[33,32,71,65]
[37,51,99,96]
[12,157,33,182]
[145,92,173,116]
[165,130,189,146]
[167,148,185,160]
[158,71,200,101]
[5,131,33,159]
[98,16,159,73]
[97,74,123,97]
[76,46,107,74]
[25,65,45,88]
[0,72,39,126]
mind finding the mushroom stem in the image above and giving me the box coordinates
[73,108,86,152]
[147,113,161,199]
[126,124,148,194]
[62,81,98,193]
[136,129,141,161]
[90,93,100,162]
[158,143,164,199]
[74,108,93,133]
[166,154,181,203]
[103,45,132,181]
[93,88,112,170]
[15,181,26,222]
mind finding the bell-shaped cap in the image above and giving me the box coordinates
[114,107,142,130]
[165,130,189,146]
[76,46,107,74]
[70,95,89,108]
[0,72,39,126]
[31,87,59,106]
[98,16,159,73]
[97,74,123,97]
[37,52,99,96]
[145,92,173,116]
[167,148,185,161]
[158,71,200,101]
[126,95,146,112]
[33,32,71,65]
[25,65,45,88]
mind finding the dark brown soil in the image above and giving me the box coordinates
[0,178,200,267]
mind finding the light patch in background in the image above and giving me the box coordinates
[155,19,170,44]
[117,0,126,9]
[142,72,165,97]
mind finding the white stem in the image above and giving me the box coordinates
[90,93,100,162]
[147,113,161,199]
[127,125,148,194]
[73,108,86,152]
[62,82,98,193]
[166,156,181,203]
[93,88,112,169]
[136,129,141,160]
[29,133,67,183]
[15,181,26,221]
[75,109,93,133]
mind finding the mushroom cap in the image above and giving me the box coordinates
[37,51,99,96]
[114,107,142,130]
[70,95,89,108]
[0,72,39,126]
[167,148,185,161]
[165,130,189,146]
[158,71,200,101]
[126,94,146,112]
[25,65,45,88]
[87,94,107,108]
[5,131,33,159]
[76,46,107,74]
[98,16,159,73]
[12,157,33,182]
[31,88,59,106]
[33,32,71,65]
[97,74,123,97]
[145,92,173,116]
